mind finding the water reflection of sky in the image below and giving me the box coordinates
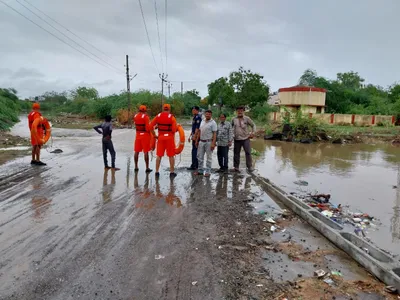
[252,140,400,256]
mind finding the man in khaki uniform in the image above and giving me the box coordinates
[231,106,256,172]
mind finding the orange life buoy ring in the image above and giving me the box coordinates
[31,117,51,145]
[175,124,185,155]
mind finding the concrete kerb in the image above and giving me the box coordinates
[252,174,400,291]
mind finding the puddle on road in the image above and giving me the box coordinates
[0,146,30,151]
[251,139,400,256]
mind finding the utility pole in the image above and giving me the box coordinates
[126,55,137,128]
[167,82,172,99]
[159,73,168,110]
[181,81,183,96]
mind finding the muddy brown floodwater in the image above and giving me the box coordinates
[251,140,400,257]
[0,118,399,299]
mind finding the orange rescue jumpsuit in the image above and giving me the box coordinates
[150,112,177,157]
[28,111,44,146]
[133,112,151,153]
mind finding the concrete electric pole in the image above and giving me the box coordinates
[126,55,137,128]
[159,73,168,109]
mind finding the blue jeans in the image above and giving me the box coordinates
[191,140,198,169]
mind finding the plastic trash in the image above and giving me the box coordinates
[321,210,333,218]
[323,278,334,286]
[192,281,198,286]
[294,180,308,186]
[155,255,165,260]
[362,247,369,254]
[352,218,362,223]
[354,227,366,238]
[314,269,326,278]
[266,217,276,224]
[331,271,343,277]
[270,225,277,232]
[384,285,398,294]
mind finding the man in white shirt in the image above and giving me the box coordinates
[195,110,217,177]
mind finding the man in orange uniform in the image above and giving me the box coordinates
[150,104,177,178]
[28,102,46,166]
[133,105,153,173]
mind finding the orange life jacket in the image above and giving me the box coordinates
[133,112,149,132]
[156,112,173,133]
[28,111,42,130]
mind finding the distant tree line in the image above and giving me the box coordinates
[298,69,400,115]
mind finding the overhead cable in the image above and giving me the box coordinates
[138,0,160,73]
[14,0,122,73]
[1,1,123,74]
[154,0,164,73]
[20,0,119,65]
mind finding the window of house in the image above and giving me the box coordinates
[316,107,322,114]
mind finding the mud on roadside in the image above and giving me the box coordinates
[206,171,398,300]
[0,132,31,165]
[46,114,100,130]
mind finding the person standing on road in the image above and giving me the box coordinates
[150,104,178,178]
[195,110,217,177]
[28,102,46,166]
[93,115,120,171]
[133,105,153,173]
[216,113,233,173]
[187,106,202,171]
[231,106,256,172]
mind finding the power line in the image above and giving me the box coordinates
[1,1,123,75]
[20,0,119,65]
[164,0,168,74]
[14,0,122,74]
[154,0,164,73]
[138,0,160,73]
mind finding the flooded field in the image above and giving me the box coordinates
[252,139,400,256]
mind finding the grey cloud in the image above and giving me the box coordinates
[1,0,399,99]
[10,68,45,79]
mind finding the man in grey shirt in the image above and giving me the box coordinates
[231,106,256,172]
[195,110,217,177]
[93,115,120,171]
[217,113,233,173]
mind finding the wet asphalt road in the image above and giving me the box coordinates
[2,120,397,299]
[0,126,237,299]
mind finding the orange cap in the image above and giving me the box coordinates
[163,104,171,111]
[139,105,147,112]
[32,103,40,110]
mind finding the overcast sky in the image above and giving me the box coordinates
[1,0,399,99]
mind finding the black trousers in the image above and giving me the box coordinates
[233,139,252,169]
[102,139,116,168]
[217,146,229,169]
[191,140,198,169]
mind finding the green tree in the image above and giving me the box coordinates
[71,86,99,101]
[171,90,202,115]
[298,68,318,86]
[207,77,235,107]
[388,83,400,103]
[207,67,269,109]
[229,67,269,108]
[336,71,365,90]
[0,88,20,130]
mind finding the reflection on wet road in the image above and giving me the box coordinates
[0,126,235,299]
[1,120,400,298]
[252,140,400,256]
